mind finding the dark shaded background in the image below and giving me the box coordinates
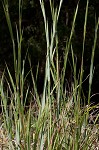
[0,0,99,103]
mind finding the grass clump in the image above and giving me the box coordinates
[0,0,99,149]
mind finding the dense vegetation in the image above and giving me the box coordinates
[0,0,99,149]
[0,0,99,101]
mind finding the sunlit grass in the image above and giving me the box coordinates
[0,0,99,149]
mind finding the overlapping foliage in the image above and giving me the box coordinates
[0,0,99,149]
